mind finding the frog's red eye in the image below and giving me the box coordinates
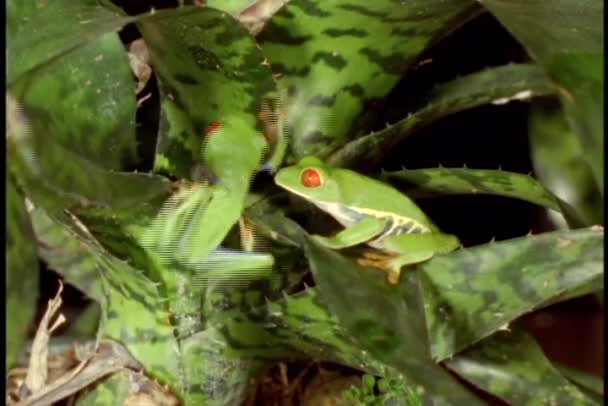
[205,121,222,136]
[301,168,323,188]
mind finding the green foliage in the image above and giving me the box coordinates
[7,0,603,404]
[343,374,423,406]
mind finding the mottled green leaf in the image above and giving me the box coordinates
[8,32,172,215]
[7,0,132,85]
[446,326,598,405]
[329,63,556,167]
[382,167,560,210]
[6,175,39,371]
[29,208,104,301]
[479,0,604,194]
[380,167,585,227]
[259,0,479,160]
[28,211,183,395]
[556,363,604,401]
[529,100,603,227]
[300,236,484,404]
[419,226,604,361]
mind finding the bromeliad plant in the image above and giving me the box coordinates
[7,0,604,404]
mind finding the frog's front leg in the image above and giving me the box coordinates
[313,216,387,249]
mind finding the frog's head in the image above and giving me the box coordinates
[275,156,340,203]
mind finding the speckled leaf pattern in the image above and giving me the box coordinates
[7,31,172,215]
[258,0,479,160]
[27,210,184,396]
[446,326,599,405]
[329,63,556,167]
[7,0,133,85]
[529,100,603,227]
[419,226,604,361]
[247,200,604,402]
[479,0,604,194]
[6,175,39,371]
[301,234,484,404]
[29,208,104,301]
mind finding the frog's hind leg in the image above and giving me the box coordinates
[358,250,436,285]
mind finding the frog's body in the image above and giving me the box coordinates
[275,156,460,284]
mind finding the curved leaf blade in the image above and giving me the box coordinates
[329,63,556,167]
[382,167,561,211]
[419,226,604,361]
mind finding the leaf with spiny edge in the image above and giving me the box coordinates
[419,226,603,362]
[329,63,557,167]
[379,166,586,227]
[258,0,481,161]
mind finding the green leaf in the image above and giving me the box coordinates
[329,63,556,167]
[29,208,104,301]
[446,326,598,405]
[259,0,480,160]
[380,167,585,227]
[419,226,604,361]
[382,167,560,210]
[7,0,133,85]
[555,363,604,400]
[30,211,184,396]
[7,32,172,215]
[6,174,39,371]
[529,100,603,226]
[479,0,604,194]
[300,236,484,404]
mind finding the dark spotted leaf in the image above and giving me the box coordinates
[420,226,604,361]
[479,0,604,194]
[329,63,556,167]
[529,100,603,226]
[27,210,184,396]
[446,326,598,405]
[301,235,484,404]
[259,0,480,160]
[7,33,172,215]
[6,175,39,371]
[29,208,104,301]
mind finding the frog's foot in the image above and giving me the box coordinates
[357,251,402,285]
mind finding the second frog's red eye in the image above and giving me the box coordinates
[205,120,222,136]
[301,168,323,188]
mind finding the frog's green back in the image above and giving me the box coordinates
[275,157,437,228]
